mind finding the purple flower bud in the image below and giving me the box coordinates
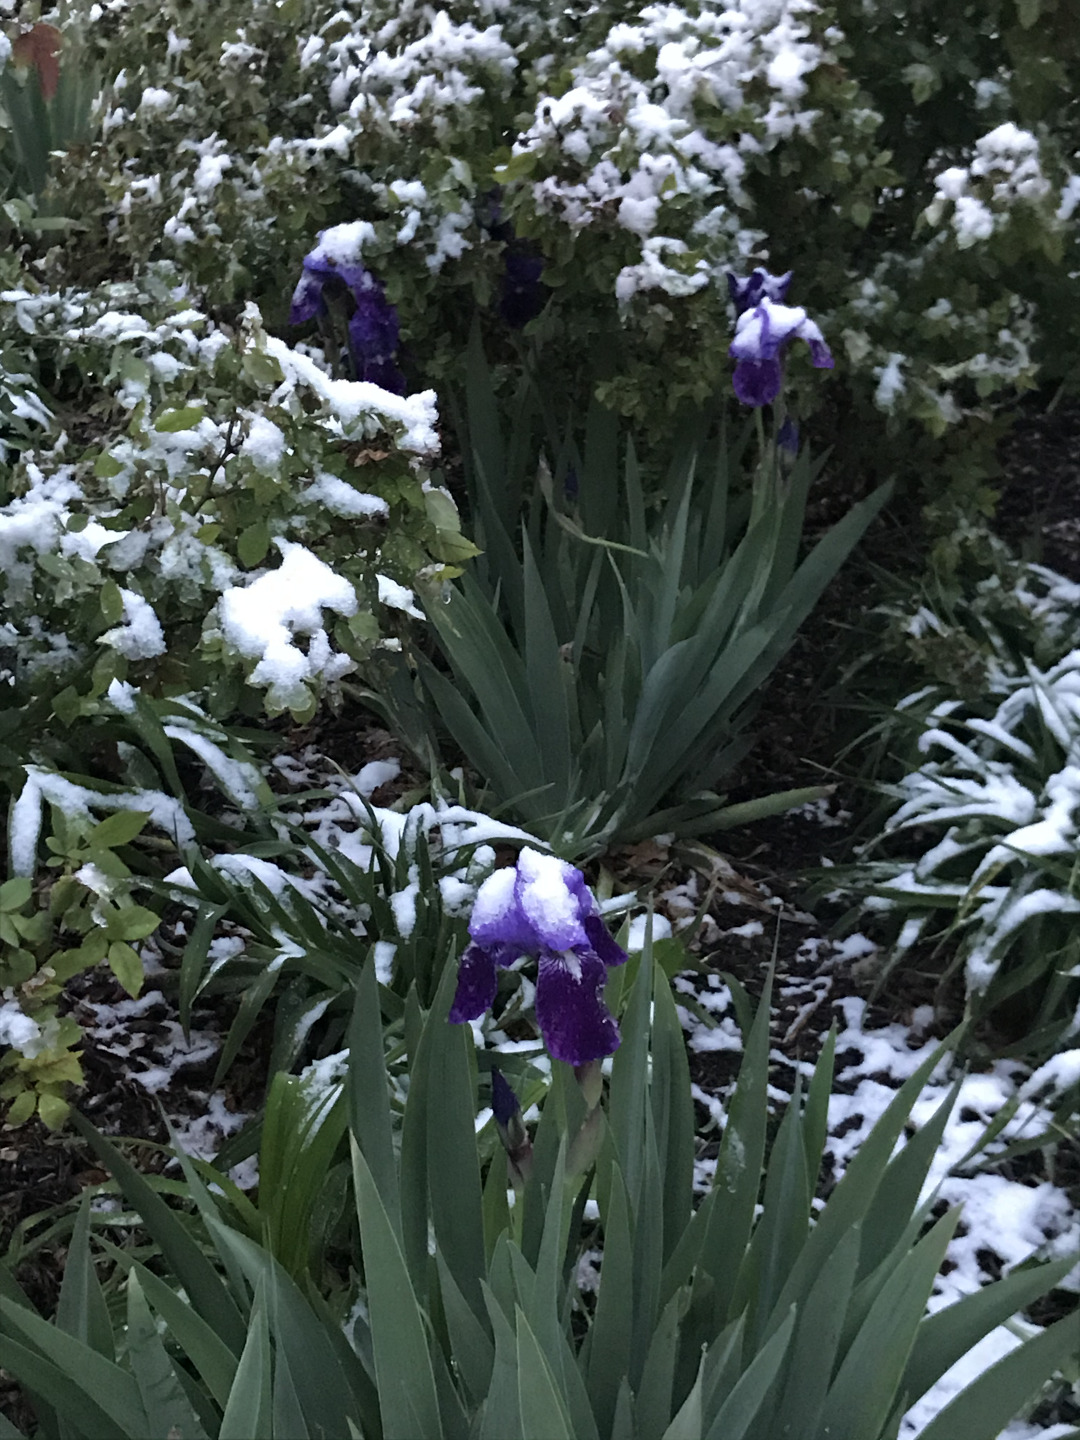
[450,848,627,1067]
[777,416,800,454]
[490,1067,532,1184]
[490,1068,520,1128]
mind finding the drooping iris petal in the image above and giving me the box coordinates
[290,232,405,393]
[355,355,406,392]
[583,913,628,970]
[289,270,327,325]
[535,949,621,1066]
[733,357,783,407]
[448,941,500,1023]
[349,279,399,357]
[806,335,834,370]
[515,847,591,952]
[777,416,800,454]
[347,276,405,393]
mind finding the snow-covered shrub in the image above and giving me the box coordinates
[848,565,1080,1062]
[37,0,1079,489]
[0,268,472,724]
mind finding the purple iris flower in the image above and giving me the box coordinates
[729,296,834,407]
[289,231,405,393]
[727,266,793,316]
[449,847,627,1066]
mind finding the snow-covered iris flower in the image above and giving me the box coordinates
[289,239,404,393]
[449,847,627,1066]
[728,295,834,407]
[727,266,793,315]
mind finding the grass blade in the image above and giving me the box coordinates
[67,1111,247,1354]
[903,1252,1079,1404]
[517,1306,574,1440]
[347,953,401,1238]
[0,1298,148,1437]
[125,1271,209,1440]
[704,1305,795,1440]
[915,1312,1080,1440]
[350,1140,442,1440]
[56,1192,113,1358]
[814,1209,963,1440]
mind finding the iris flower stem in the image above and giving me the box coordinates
[754,405,767,468]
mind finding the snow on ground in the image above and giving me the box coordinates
[669,866,1079,1436]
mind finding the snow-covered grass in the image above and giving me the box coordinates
[842,567,1080,1063]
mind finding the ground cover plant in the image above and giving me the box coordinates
[828,554,1080,1065]
[2,0,1079,1435]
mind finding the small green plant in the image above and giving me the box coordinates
[0,689,282,1127]
[0,279,470,728]
[164,781,504,1094]
[0,802,169,1130]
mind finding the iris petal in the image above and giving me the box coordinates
[490,1068,521,1126]
[449,941,500,1023]
[733,358,782,407]
[727,267,793,315]
[288,271,326,325]
[515,848,591,952]
[535,949,621,1066]
[583,914,628,969]
[470,866,537,953]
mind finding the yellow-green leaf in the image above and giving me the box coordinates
[93,452,123,478]
[88,810,151,850]
[37,1092,70,1129]
[99,579,124,626]
[0,878,33,912]
[241,351,284,388]
[110,905,161,942]
[154,405,205,433]
[237,520,270,568]
[108,940,144,997]
[5,1091,37,1126]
